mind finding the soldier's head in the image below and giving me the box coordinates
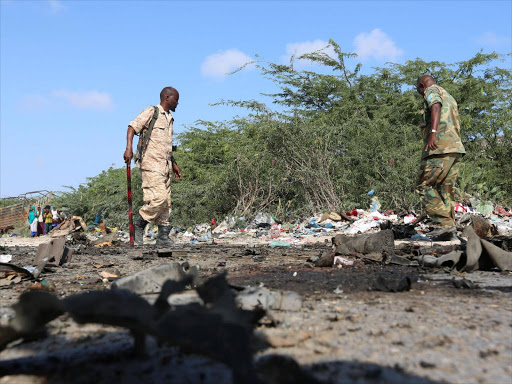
[416,75,436,96]
[160,87,179,112]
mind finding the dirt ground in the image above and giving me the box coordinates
[0,238,511,384]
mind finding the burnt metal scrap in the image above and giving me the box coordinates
[0,272,266,384]
[311,221,511,273]
[314,229,394,267]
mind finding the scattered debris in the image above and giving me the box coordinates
[333,229,394,262]
[333,285,344,294]
[0,273,266,383]
[99,271,118,279]
[33,238,73,278]
[51,216,87,237]
[0,262,34,287]
[333,256,354,267]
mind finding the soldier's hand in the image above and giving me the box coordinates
[424,133,438,151]
[173,162,182,180]
[124,148,133,164]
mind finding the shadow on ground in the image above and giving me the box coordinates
[0,333,444,384]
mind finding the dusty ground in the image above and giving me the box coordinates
[0,238,511,384]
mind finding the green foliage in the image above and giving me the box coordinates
[56,42,511,228]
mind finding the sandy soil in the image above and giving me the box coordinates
[0,239,511,384]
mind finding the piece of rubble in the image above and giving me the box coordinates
[0,263,34,279]
[51,216,87,237]
[435,251,463,269]
[236,287,302,311]
[461,225,482,272]
[112,263,196,294]
[33,238,73,278]
[332,229,394,262]
[480,238,512,271]
[452,277,478,289]
[472,215,491,238]
[333,256,354,267]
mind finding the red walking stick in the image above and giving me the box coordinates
[127,164,135,246]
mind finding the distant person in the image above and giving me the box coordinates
[416,75,466,239]
[27,204,38,237]
[123,86,182,246]
[51,206,60,228]
[37,206,44,236]
[57,210,66,222]
[44,206,53,234]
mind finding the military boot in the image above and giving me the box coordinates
[425,226,456,239]
[134,215,148,245]
[156,225,173,247]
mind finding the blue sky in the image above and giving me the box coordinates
[1,0,511,197]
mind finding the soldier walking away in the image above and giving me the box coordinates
[123,87,182,246]
[416,75,466,239]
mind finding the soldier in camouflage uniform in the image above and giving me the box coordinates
[415,75,466,237]
[124,87,182,246]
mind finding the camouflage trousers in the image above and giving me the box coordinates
[139,170,171,225]
[416,154,462,228]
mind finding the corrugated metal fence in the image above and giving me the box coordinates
[0,191,53,232]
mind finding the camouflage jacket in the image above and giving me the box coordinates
[421,84,466,159]
[129,104,174,176]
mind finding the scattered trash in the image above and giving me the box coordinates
[51,216,87,237]
[411,233,432,241]
[333,256,354,267]
[254,212,275,227]
[470,198,494,216]
[403,214,416,224]
[319,212,342,222]
[27,280,56,291]
[99,271,118,279]
[0,255,12,263]
[333,285,344,294]
[269,240,291,248]
[370,196,381,212]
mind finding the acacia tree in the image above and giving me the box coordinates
[57,42,511,228]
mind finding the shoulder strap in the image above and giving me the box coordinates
[138,106,159,160]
